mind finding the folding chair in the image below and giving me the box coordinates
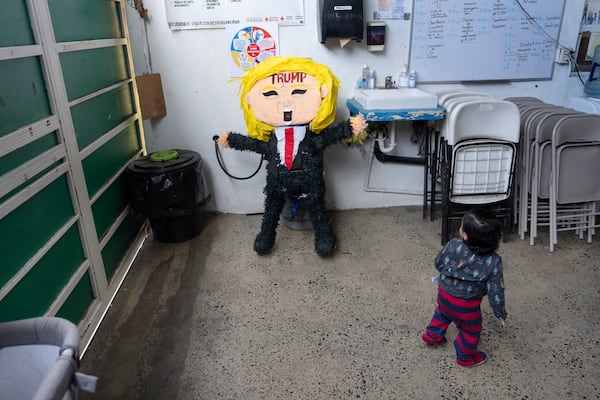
[504,97,581,242]
[427,90,494,221]
[505,97,547,231]
[548,114,600,252]
[439,99,520,244]
[527,109,582,245]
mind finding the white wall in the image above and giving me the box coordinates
[125,0,586,214]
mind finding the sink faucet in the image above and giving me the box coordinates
[384,76,394,89]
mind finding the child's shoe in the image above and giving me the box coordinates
[421,333,447,345]
[456,351,488,367]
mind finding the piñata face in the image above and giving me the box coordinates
[245,71,327,127]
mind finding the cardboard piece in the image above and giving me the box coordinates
[136,73,166,120]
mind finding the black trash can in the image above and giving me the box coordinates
[126,149,211,243]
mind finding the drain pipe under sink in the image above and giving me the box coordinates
[374,123,396,153]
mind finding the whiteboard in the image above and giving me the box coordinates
[409,0,566,83]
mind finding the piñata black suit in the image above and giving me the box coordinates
[225,121,356,256]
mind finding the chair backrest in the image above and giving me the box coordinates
[552,114,600,204]
[442,95,494,111]
[440,95,496,139]
[504,97,544,105]
[534,111,582,199]
[553,114,600,145]
[439,91,493,106]
[522,106,571,141]
[555,143,600,203]
[444,100,520,204]
[445,99,520,145]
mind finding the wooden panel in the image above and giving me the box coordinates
[71,84,135,150]
[48,0,123,42]
[60,46,129,101]
[0,175,75,289]
[0,0,35,47]
[0,57,51,136]
[136,73,167,119]
[0,224,84,322]
[82,123,141,198]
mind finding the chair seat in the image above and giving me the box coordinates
[450,140,516,204]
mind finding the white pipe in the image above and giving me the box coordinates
[375,123,397,153]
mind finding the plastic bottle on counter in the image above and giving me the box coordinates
[367,69,375,89]
[398,64,409,88]
[361,64,370,89]
[408,69,417,88]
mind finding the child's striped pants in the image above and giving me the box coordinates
[424,286,483,363]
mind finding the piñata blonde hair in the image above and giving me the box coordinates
[237,56,340,142]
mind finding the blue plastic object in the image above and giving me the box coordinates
[584,45,600,98]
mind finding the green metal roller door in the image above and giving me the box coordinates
[0,0,146,348]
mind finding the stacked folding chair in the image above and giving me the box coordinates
[507,98,600,251]
[548,114,600,251]
[435,91,520,244]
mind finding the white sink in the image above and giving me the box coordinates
[354,88,438,110]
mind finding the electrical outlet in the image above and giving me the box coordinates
[555,47,571,64]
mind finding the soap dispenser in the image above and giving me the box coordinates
[398,64,409,88]
[408,69,417,88]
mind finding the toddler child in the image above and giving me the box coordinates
[422,207,510,367]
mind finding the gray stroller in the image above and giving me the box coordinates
[0,317,97,400]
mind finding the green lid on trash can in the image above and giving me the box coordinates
[150,150,178,162]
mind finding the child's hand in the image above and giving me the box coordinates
[500,314,511,328]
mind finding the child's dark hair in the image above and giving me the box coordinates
[461,207,502,254]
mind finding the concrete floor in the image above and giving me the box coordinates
[80,206,600,399]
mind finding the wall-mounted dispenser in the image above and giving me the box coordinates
[366,21,386,51]
[318,0,363,44]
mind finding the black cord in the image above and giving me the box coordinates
[513,0,577,65]
[513,0,566,47]
[213,135,264,180]
[570,46,586,86]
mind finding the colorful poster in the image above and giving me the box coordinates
[227,23,279,78]
[581,1,600,61]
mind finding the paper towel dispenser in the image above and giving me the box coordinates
[319,0,363,44]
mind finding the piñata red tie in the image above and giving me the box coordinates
[284,127,294,170]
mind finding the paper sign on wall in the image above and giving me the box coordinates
[227,22,279,78]
[374,0,405,20]
[166,0,304,30]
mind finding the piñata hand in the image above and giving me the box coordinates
[217,132,230,148]
[350,114,368,136]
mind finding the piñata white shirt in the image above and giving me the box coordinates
[274,125,307,167]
